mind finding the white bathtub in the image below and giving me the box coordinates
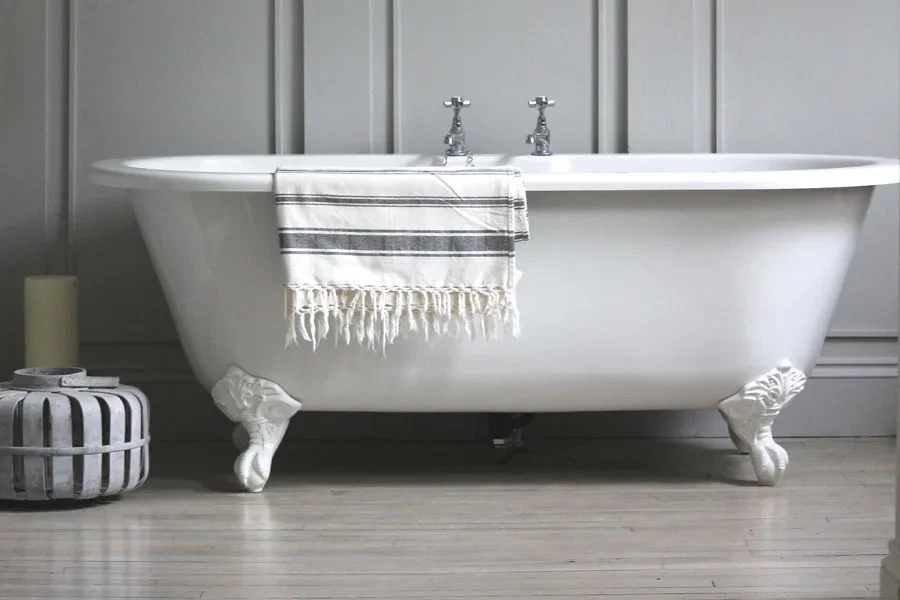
[91,152,900,491]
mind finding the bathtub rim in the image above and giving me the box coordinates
[90,152,900,193]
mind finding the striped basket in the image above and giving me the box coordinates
[0,367,150,501]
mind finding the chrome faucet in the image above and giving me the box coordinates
[443,96,471,156]
[525,96,554,156]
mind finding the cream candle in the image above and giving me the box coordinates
[24,275,79,367]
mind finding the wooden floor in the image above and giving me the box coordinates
[0,437,894,599]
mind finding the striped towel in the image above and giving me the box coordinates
[273,167,530,350]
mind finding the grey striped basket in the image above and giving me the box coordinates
[0,367,150,501]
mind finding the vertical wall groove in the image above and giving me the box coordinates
[275,0,303,153]
[66,0,78,275]
[297,0,304,153]
[592,0,600,154]
[714,0,725,152]
[690,0,715,153]
[598,0,627,153]
[272,0,281,153]
[386,0,395,153]
[391,0,402,154]
[43,0,71,275]
[367,0,375,152]
[710,0,718,152]
[42,0,54,272]
[620,0,628,152]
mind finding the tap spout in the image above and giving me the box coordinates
[525,96,555,156]
[442,96,471,156]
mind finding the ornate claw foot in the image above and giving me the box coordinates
[718,360,807,486]
[211,366,302,492]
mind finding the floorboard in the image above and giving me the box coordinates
[0,437,893,599]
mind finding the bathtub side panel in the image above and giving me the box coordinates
[130,186,872,412]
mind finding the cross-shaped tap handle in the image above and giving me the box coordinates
[443,96,471,109]
[528,96,555,108]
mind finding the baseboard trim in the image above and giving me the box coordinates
[881,540,900,600]
[80,341,195,383]
[812,357,898,379]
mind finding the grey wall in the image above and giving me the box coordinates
[0,1,68,380]
[1,0,897,442]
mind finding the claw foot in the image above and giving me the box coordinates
[750,434,790,486]
[212,366,302,493]
[718,360,806,486]
[234,419,291,492]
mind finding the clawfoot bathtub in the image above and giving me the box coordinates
[91,153,900,491]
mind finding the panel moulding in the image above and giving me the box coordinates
[82,339,898,384]
[391,0,402,154]
[66,0,79,275]
[43,0,71,275]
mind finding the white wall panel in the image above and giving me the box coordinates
[302,0,392,153]
[627,0,716,152]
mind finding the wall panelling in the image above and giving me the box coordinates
[1,0,896,440]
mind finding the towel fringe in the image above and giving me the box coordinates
[284,284,521,352]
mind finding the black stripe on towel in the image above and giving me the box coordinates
[279,232,513,254]
[279,227,513,236]
[277,193,510,199]
[275,168,522,176]
[281,249,513,257]
[276,196,512,207]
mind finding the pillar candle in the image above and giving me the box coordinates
[24,275,79,368]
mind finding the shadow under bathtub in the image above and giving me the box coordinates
[141,436,773,494]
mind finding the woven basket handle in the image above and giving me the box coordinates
[12,367,120,390]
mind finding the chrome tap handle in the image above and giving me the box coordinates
[528,96,555,109]
[443,96,471,125]
[526,96,554,156]
[443,96,471,109]
[528,96,555,119]
[443,96,471,157]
